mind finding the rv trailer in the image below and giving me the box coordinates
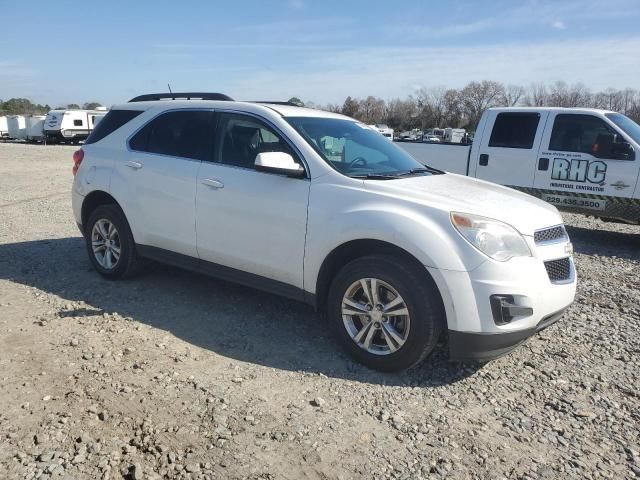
[0,116,8,140]
[7,115,27,140]
[44,109,108,143]
[444,128,466,144]
[25,115,46,142]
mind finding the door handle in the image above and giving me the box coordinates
[125,161,143,170]
[538,158,549,171]
[479,154,489,166]
[201,178,224,189]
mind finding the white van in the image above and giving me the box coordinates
[7,115,27,140]
[44,109,108,143]
[400,107,640,224]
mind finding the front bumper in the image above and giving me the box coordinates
[448,307,566,361]
[426,237,576,362]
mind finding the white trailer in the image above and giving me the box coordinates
[7,115,27,140]
[367,124,394,141]
[444,128,466,143]
[44,109,108,143]
[25,115,46,142]
[0,116,8,139]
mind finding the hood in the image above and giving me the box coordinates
[364,173,562,236]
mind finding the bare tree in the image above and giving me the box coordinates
[547,81,591,108]
[384,98,419,131]
[460,81,505,128]
[341,96,360,119]
[359,96,386,124]
[524,83,548,106]
[415,86,449,128]
[503,85,525,106]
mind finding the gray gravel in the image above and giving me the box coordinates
[0,142,638,479]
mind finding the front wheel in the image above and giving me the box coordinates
[327,255,444,372]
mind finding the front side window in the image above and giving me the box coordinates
[286,117,430,178]
[216,113,297,169]
[488,112,540,149]
[549,114,618,156]
[605,113,640,145]
[73,119,83,127]
[129,110,213,161]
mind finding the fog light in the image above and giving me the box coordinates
[490,295,533,325]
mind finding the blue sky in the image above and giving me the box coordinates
[1,0,640,106]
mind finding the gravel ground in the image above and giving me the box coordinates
[0,142,638,480]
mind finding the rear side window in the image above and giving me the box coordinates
[85,110,143,144]
[129,110,213,161]
[488,112,540,149]
[549,114,616,154]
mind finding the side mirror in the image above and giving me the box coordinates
[255,151,305,177]
[612,140,635,160]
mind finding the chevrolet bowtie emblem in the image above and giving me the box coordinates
[611,181,630,190]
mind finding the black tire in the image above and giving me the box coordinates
[84,204,143,280]
[327,254,444,372]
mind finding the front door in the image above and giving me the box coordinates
[473,110,548,188]
[534,113,640,212]
[196,112,310,288]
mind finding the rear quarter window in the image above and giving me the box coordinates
[488,112,540,149]
[85,110,143,145]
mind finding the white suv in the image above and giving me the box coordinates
[71,92,576,371]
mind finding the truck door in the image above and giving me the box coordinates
[473,110,548,188]
[533,113,640,213]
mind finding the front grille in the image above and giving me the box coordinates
[544,257,572,283]
[534,225,567,244]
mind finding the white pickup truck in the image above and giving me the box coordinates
[399,107,640,223]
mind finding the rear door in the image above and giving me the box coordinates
[118,109,214,257]
[472,110,548,188]
[534,113,640,211]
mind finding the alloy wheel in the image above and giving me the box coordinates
[91,219,121,270]
[341,278,411,355]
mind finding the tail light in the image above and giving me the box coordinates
[72,149,84,176]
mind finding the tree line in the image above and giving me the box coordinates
[301,81,640,132]
[0,98,103,116]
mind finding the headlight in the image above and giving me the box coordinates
[451,212,531,262]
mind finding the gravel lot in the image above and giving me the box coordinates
[0,142,638,480]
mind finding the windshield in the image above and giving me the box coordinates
[286,117,432,178]
[605,113,640,145]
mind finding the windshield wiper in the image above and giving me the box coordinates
[350,173,401,180]
[395,168,433,176]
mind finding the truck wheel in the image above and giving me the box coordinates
[85,205,142,280]
[327,254,444,372]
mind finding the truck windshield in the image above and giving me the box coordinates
[605,113,640,145]
[286,117,432,178]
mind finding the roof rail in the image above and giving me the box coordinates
[128,92,234,103]
[250,101,302,106]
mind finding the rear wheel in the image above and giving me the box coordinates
[85,204,142,279]
[327,255,444,372]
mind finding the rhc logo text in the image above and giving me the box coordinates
[551,158,607,184]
